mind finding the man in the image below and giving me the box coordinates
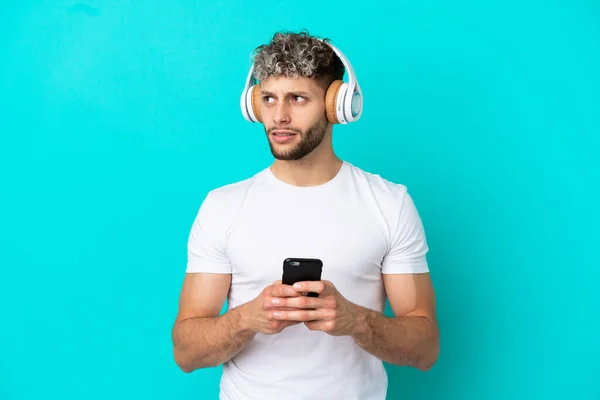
[171,30,440,400]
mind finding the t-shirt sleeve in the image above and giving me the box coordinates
[186,191,232,274]
[381,190,430,274]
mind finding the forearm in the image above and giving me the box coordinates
[351,307,440,371]
[172,305,255,372]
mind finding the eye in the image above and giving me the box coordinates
[292,96,306,102]
[263,96,274,103]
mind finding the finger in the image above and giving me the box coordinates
[266,320,300,334]
[271,295,323,309]
[304,320,324,330]
[275,320,300,328]
[264,301,303,311]
[271,283,303,298]
[292,280,329,295]
[304,320,334,333]
[273,309,325,322]
[263,298,301,310]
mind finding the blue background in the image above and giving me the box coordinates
[1,1,598,399]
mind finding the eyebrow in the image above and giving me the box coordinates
[261,90,312,98]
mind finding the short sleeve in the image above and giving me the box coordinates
[381,191,430,274]
[186,191,232,274]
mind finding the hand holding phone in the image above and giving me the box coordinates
[281,258,323,297]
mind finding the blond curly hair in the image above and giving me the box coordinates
[251,29,345,89]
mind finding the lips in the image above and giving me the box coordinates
[271,130,298,143]
[271,130,297,136]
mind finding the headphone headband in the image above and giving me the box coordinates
[328,43,358,98]
[240,40,363,124]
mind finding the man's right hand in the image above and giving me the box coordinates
[239,280,304,335]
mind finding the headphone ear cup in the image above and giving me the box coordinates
[241,86,252,122]
[251,84,262,123]
[325,80,344,124]
[243,84,262,123]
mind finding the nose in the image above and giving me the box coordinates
[272,102,290,124]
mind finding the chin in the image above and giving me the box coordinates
[273,154,303,161]
[269,144,302,161]
[271,149,299,161]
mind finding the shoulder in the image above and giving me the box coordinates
[190,169,268,234]
[345,162,410,207]
[203,168,268,207]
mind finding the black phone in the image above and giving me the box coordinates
[281,258,323,297]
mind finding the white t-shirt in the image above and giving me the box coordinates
[186,161,430,400]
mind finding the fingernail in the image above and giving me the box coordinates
[271,298,280,305]
[294,283,301,290]
[274,312,281,318]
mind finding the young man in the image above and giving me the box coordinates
[171,30,440,400]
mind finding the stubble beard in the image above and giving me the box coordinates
[265,117,329,161]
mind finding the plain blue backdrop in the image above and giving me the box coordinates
[1,1,598,399]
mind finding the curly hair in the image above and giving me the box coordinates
[251,29,345,89]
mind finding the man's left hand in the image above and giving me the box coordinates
[270,280,363,336]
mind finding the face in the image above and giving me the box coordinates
[259,75,330,161]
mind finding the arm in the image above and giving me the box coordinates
[174,189,306,372]
[172,274,305,372]
[351,273,440,371]
[271,189,439,370]
[351,187,439,370]
[171,272,255,372]
[173,190,257,372]
[271,275,439,372]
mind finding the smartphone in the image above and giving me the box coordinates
[281,258,323,297]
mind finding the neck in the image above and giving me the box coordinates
[270,148,343,187]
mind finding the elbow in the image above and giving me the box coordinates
[177,363,195,374]
[417,327,440,372]
[173,346,219,372]
[417,357,437,372]
[178,364,194,374]
[173,348,195,373]
[415,350,439,372]
[171,322,205,373]
[172,329,196,372]
[173,345,213,373]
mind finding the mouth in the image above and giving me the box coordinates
[271,130,298,144]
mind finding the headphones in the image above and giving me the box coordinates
[240,41,363,125]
